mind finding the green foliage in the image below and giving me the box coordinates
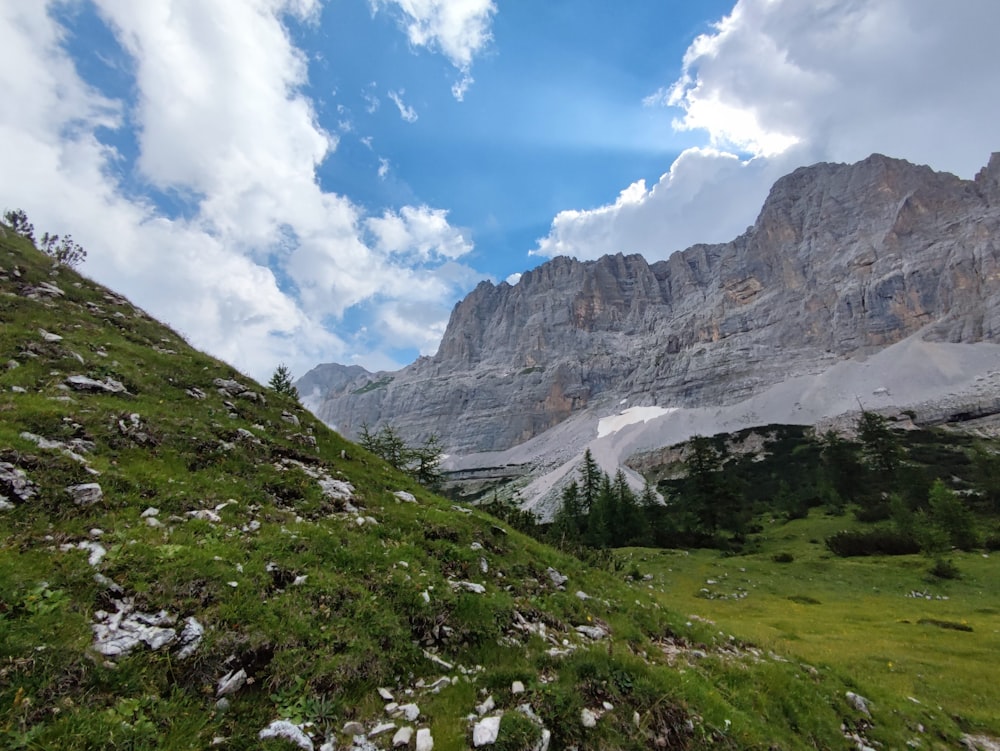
[358,422,443,489]
[351,375,393,394]
[857,410,902,475]
[3,208,35,243]
[268,362,299,399]
[3,208,86,266]
[825,528,921,557]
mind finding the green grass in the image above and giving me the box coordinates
[1,229,996,749]
[618,508,1000,738]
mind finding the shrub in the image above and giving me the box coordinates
[772,552,795,563]
[825,528,920,557]
[928,559,961,580]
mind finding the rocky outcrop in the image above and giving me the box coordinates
[304,153,1000,453]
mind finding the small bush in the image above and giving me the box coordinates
[772,552,794,563]
[984,533,1000,552]
[826,528,920,557]
[928,559,961,580]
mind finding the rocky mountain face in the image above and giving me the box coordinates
[303,153,1000,454]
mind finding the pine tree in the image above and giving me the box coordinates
[580,448,601,514]
[268,363,299,399]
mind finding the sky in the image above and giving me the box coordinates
[1,1,999,381]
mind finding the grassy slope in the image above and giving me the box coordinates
[0,231,984,750]
[620,510,1000,738]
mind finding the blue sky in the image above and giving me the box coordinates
[2,1,999,380]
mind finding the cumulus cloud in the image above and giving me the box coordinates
[366,205,472,261]
[387,89,418,123]
[370,0,495,100]
[0,1,476,379]
[535,0,1000,262]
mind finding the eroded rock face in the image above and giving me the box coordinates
[304,153,1000,453]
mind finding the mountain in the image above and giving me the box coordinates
[303,153,1000,505]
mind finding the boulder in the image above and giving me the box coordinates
[473,716,501,746]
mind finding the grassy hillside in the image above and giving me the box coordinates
[0,227,994,750]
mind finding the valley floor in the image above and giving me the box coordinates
[618,510,1000,738]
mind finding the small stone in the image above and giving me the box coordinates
[511,681,525,695]
[473,716,501,746]
[415,727,433,751]
[39,328,63,342]
[217,668,247,697]
[394,490,417,503]
[475,695,495,715]
[398,703,420,722]
[67,482,103,506]
[378,687,395,701]
[141,507,159,518]
[215,697,231,712]
[546,567,568,587]
[602,701,614,711]
[342,721,365,736]
[392,726,413,747]
[581,708,597,728]
[370,722,396,737]
[258,720,313,751]
[846,691,871,717]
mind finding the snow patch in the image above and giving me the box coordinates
[597,406,676,437]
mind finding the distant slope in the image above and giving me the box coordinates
[1,224,963,749]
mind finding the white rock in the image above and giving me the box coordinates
[415,727,433,751]
[581,709,597,728]
[38,328,63,342]
[79,541,106,566]
[393,491,417,503]
[186,509,221,522]
[141,507,159,518]
[392,727,412,747]
[176,617,204,659]
[453,581,486,594]
[378,687,395,701]
[575,625,607,640]
[398,703,420,722]
[512,681,525,695]
[217,668,247,697]
[473,716,501,746]
[67,482,103,506]
[846,691,871,717]
[546,567,568,587]
[342,720,365,736]
[258,720,314,750]
[370,722,396,737]
[470,542,484,551]
[575,591,590,600]
[602,701,614,711]
[428,677,451,693]
[533,728,551,751]
[421,590,431,603]
[476,696,495,715]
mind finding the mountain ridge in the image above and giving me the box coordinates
[303,152,1000,458]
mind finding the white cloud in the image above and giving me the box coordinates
[504,272,522,285]
[365,205,472,261]
[371,0,495,99]
[378,157,390,179]
[0,1,477,380]
[387,89,418,122]
[535,0,1000,262]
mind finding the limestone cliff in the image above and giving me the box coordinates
[302,153,1000,453]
